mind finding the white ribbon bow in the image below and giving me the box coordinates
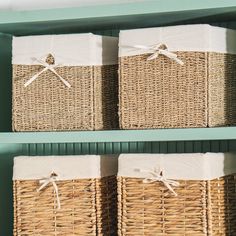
[37,174,61,210]
[132,43,184,65]
[24,57,71,88]
[135,167,180,196]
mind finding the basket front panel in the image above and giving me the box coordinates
[12,65,95,131]
[117,177,208,236]
[14,179,97,236]
[119,52,208,129]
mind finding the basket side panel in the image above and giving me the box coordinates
[13,181,17,236]
[209,175,236,235]
[94,65,119,130]
[117,177,123,236]
[208,52,236,127]
[95,175,118,236]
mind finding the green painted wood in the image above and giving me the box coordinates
[0,33,12,132]
[0,0,235,24]
[0,144,24,236]
[1,127,236,143]
[0,0,236,35]
[0,0,234,23]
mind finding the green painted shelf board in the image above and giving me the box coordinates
[0,0,235,23]
[0,0,236,35]
[1,127,236,144]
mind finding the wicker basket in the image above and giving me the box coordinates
[119,24,236,129]
[12,33,118,131]
[118,153,236,235]
[13,155,118,236]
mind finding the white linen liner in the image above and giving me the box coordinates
[118,153,236,180]
[12,33,118,66]
[13,155,118,180]
[119,24,236,57]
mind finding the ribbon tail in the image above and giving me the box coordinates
[31,57,49,65]
[163,181,178,197]
[167,179,180,187]
[172,57,184,65]
[49,68,71,88]
[52,181,61,210]
[37,177,61,210]
[143,178,156,184]
[133,45,152,50]
[147,52,159,61]
[24,67,48,87]
[37,180,49,192]
[161,50,184,65]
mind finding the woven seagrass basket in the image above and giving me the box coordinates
[119,24,236,129]
[118,153,236,236]
[12,34,118,131]
[13,155,118,236]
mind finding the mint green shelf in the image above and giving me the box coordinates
[0,0,235,23]
[1,2,236,235]
[0,127,236,144]
[0,0,236,35]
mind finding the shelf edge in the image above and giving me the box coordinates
[0,127,236,144]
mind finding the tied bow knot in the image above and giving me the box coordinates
[24,54,71,88]
[37,173,61,210]
[133,43,184,65]
[135,168,180,196]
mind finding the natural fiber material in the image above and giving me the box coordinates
[208,53,236,127]
[118,174,236,236]
[12,64,118,131]
[14,176,117,236]
[119,52,236,129]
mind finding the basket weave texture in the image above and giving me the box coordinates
[118,175,236,236]
[119,52,236,129]
[13,64,118,131]
[14,176,117,236]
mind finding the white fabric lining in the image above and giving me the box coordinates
[118,153,236,180]
[13,155,118,180]
[12,33,118,66]
[119,24,236,57]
